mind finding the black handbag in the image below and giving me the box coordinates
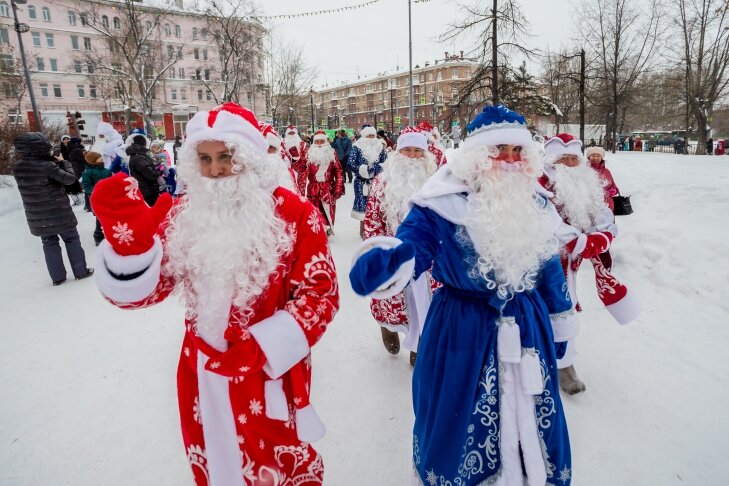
[612,195,633,216]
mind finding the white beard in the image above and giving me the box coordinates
[354,137,384,165]
[381,152,436,233]
[551,163,606,232]
[451,145,556,298]
[307,144,333,166]
[164,145,292,350]
[266,153,296,191]
[284,134,302,150]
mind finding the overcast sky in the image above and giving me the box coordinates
[258,0,578,88]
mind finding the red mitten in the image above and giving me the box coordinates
[91,173,173,256]
[289,146,299,159]
[203,330,266,377]
[581,232,613,259]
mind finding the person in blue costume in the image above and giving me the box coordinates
[350,105,580,485]
[348,125,387,237]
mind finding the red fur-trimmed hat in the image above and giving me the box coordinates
[313,130,327,142]
[544,133,583,157]
[259,122,283,149]
[185,102,267,154]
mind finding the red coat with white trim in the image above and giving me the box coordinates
[287,141,309,195]
[305,149,344,227]
[363,175,437,330]
[96,187,338,485]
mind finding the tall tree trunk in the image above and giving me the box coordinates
[491,0,498,104]
[694,107,707,155]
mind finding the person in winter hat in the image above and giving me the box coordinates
[126,135,160,206]
[81,151,112,246]
[362,127,438,367]
[306,130,344,236]
[417,120,448,168]
[91,102,338,486]
[149,140,171,193]
[259,122,298,192]
[64,136,86,207]
[541,133,640,395]
[585,146,620,214]
[350,105,574,485]
[348,125,386,236]
[12,132,93,285]
[283,125,309,194]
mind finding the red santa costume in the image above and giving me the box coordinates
[91,103,338,485]
[361,129,438,363]
[284,126,309,195]
[541,133,639,395]
[259,122,298,193]
[417,121,448,167]
[305,130,344,235]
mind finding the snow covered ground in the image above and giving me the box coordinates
[1,151,728,485]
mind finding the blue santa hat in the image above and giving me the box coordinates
[461,104,534,150]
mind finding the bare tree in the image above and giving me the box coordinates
[539,49,582,130]
[72,0,183,135]
[578,0,663,151]
[674,0,729,154]
[0,43,28,123]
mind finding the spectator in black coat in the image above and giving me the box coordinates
[60,135,71,160]
[172,135,182,165]
[334,129,353,183]
[62,137,86,206]
[12,132,93,285]
[127,135,160,206]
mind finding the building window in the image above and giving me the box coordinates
[39,82,48,97]
[42,6,50,21]
[49,58,57,71]
[195,68,201,80]
[192,27,198,40]
[2,82,16,97]
[164,24,171,37]
[68,11,76,25]
[175,25,181,37]
[35,56,44,71]
[53,84,62,97]
[167,45,174,58]
[77,85,85,98]
[28,5,36,19]
[101,15,109,28]
[0,27,8,44]
[180,88,186,101]
[168,66,175,79]
[178,67,184,78]
[87,62,94,74]
[197,89,202,101]
[0,2,9,17]
[45,33,54,48]
[193,48,199,60]
[70,35,79,50]
[201,28,208,40]
[204,69,209,80]
[83,37,91,50]
[74,60,82,73]
[80,13,88,26]
[113,17,120,30]
[203,49,208,61]
[114,86,121,98]
[0,53,13,71]
[171,88,177,101]
[31,32,41,47]
[89,85,97,98]
[206,90,212,101]
[145,21,152,31]
[452,68,457,79]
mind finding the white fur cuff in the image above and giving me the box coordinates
[95,237,163,304]
[248,310,310,380]
[570,233,588,259]
[264,379,289,421]
[551,310,580,342]
[351,236,415,299]
[296,404,326,443]
[606,289,641,325]
[358,164,371,179]
[497,317,522,363]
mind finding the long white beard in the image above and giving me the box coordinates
[284,134,302,150]
[266,153,296,191]
[551,163,606,232]
[308,144,333,166]
[451,145,556,299]
[381,152,436,233]
[164,149,292,350]
[354,138,383,165]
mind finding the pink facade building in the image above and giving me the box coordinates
[0,0,267,138]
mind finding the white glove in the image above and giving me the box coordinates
[358,164,371,179]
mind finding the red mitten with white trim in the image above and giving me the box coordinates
[566,232,613,260]
[91,173,173,256]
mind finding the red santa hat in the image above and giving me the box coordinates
[259,122,283,149]
[396,127,428,151]
[416,121,436,143]
[285,125,298,135]
[313,130,328,142]
[544,133,583,158]
[185,102,267,154]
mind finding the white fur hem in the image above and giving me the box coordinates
[95,237,163,304]
[497,318,521,363]
[351,210,365,221]
[570,233,588,259]
[551,310,580,342]
[351,236,415,299]
[606,289,641,325]
[358,164,371,179]
[296,404,326,443]
[248,310,310,379]
[264,379,289,421]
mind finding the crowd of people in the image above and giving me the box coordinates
[11,100,641,485]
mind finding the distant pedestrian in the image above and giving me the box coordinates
[334,129,353,183]
[127,135,161,206]
[172,135,182,165]
[707,138,714,155]
[81,151,112,246]
[12,132,93,285]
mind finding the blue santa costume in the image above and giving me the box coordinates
[350,106,578,485]
[348,126,387,220]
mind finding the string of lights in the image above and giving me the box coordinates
[252,0,383,20]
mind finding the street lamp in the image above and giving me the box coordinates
[10,0,41,130]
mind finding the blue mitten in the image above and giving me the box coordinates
[350,242,415,296]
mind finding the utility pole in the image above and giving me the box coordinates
[309,89,316,135]
[579,48,585,148]
[10,0,41,130]
[408,0,414,125]
[491,0,498,104]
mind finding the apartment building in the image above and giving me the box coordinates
[0,0,267,138]
[312,53,479,134]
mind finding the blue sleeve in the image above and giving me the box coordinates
[536,255,572,314]
[109,155,122,174]
[395,205,440,280]
[348,147,360,172]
